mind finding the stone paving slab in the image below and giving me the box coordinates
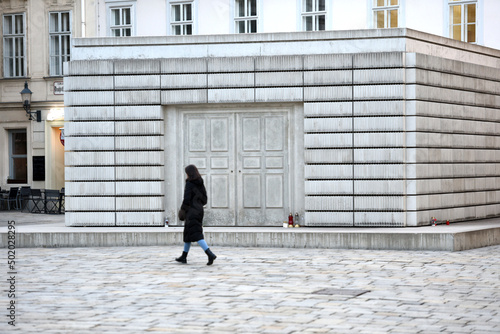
[2,212,500,251]
[2,245,499,333]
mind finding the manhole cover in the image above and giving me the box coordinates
[312,288,370,297]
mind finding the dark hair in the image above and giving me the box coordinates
[185,164,202,181]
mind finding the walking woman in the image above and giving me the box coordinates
[176,165,217,265]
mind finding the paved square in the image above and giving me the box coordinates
[5,245,500,333]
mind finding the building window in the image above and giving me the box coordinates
[3,13,25,78]
[8,130,27,184]
[373,0,399,29]
[302,0,326,31]
[449,0,476,43]
[171,2,193,35]
[49,12,71,76]
[110,6,132,36]
[235,0,257,33]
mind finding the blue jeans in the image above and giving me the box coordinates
[184,239,209,252]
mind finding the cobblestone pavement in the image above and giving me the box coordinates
[3,245,500,333]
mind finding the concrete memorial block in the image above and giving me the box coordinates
[304,70,351,86]
[354,100,404,116]
[65,197,116,211]
[116,212,164,226]
[116,197,163,211]
[208,88,254,103]
[305,196,353,210]
[353,52,404,68]
[114,59,160,74]
[64,91,114,106]
[305,211,353,226]
[65,167,115,181]
[114,106,163,120]
[354,180,405,195]
[354,212,405,227]
[115,151,164,165]
[115,75,161,89]
[64,76,114,91]
[354,116,404,131]
[115,90,160,105]
[304,86,351,101]
[161,89,207,104]
[67,60,114,75]
[65,152,115,166]
[354,148,404,163]
[304,102,352,117]
[305,180,353,194]
[64,107,115,121]
[256,71,302,87]
[64,136,115,151]
[354,85,404,100]
[303,53,352,70]
[354,133,405,147]
[66,212,116,226]
[305,133,352,148]
[161,74,207,89]
[305,149,352,164]
[207,56,254,73]
[255,87,302,102]
[116,166,163,180]
[353,68,404,84]
[304,117,351,132]
[115,181,164,195]
[305,165,353,179]
[115,136,164,150]
[255,55,303,71]
[354,196,404,211]
[161,58,206,73]
[208,73,254,88]
[115,121,164,136]
[354,164,404,179]
[65,182,115,196]
[64,122,115,136]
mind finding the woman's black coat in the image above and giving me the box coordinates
[181,178,207,243]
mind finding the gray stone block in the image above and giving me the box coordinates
[115,90,160,105]
[256,72,303,87]
[115,181,164,195]
[208,88,254,103]
[161,89,207,104]
[255,87,302,102]
[116,166,164,180]
[354,101,404,116]
[353,52,404,68]
[64,76,114,91]
[115,75,161,89]
[66,197,116,211]
[115,151,164,165]
[67,60,114,75]
[161,74,207,89]
[161,58,206,73]
[114,59,160,74]
[115,136,164,150]
[65,152,115,166]
[116,212,164,226]
[303,54,352,70]
[207,57,254,72]
[304,149,352,164]
[115,121,164,135]
[209,73,254,88]
[65,182,115,196]
[65,91,114,106]
[64,136,115,151]
[115,106,164,120]
[65,107,115,121]
[304,118,351,132]
[304,70,351,86]
[65,212,116,226]
[304,102,352,117]
[305,180,353,194]
[304,133,352,148]
[306,196,353,210]
[255,55,303,71]
[354,180,405,194]
[305,211,353,226]
[65,167,115,181]
[305,164,353,179]
[353,68,404,84]
[304,86,351,101]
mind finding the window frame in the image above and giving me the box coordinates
[8,129,28,184]
[233,0,259,34]
[372,0,400,29]
[106,1,136,37]
[169,1,194,35]
[447,0,478,44]
[2,13,26,78]
[301,0,327,32]
[49,11,72,77]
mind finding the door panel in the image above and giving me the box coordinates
[184,111,288,226]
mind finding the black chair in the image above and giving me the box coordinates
[19,186,31,212]
[44,190,61,214]
[29,189,44,213]
[0,187,19,210]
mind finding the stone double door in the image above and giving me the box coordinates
[184,111,289,226]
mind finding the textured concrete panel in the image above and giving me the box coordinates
[304,118,351,132]
[304,70,352,86]
[66,197,116,211]
[354,164,404,179]
[208,73,254,88]
[354,180,405,194]
[354,68,404,84]
[65,167,115,181]
[304,149,352,163]
[305,165,353,179]
[67,60,114,75]
[115,90,160,105]
[304,102,352,117]
[354,133,405,147]
[354,116,404,131]
[354,196,404,210]
[116,197,164,211]
[304,86,351,101]
[64,137,115,151]
[65,212,116,226]
[114,59,160,74]
[306,196,353,210]
[65,107,115,121]
[354,149,404,163]
[65,76,114,91]
[65,91,114,106]
[303,54,352,70]
[305,180,353,194]
[161,58,206,73]
[65,152,115,166]
[115,121,164,135]
[115,106,164,120]
[255,55,303,71]
[353,52,404,68]
[354,85,404,100]
[116,166,164,180]
[255,87,302,102]
[162,89,208,104]
[115,151,164,165]
[115,75,161,89]
[354,212,405,227]
[354,101,405,116]
[116,212,164,226]
[115,136,164,150]
[256,72,303,87]
[208,89,254,103]
[162,74,207,89]
[65,182,115,196]
[305,212,353,226]
[208,57,254,72]
[115,182,164,195]
[304,133,352,148]
[64,122,114,136]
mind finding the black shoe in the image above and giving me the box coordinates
[205,248,217,265]
[175,251,188,264]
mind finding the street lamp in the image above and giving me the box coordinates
[20,81,41,122]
